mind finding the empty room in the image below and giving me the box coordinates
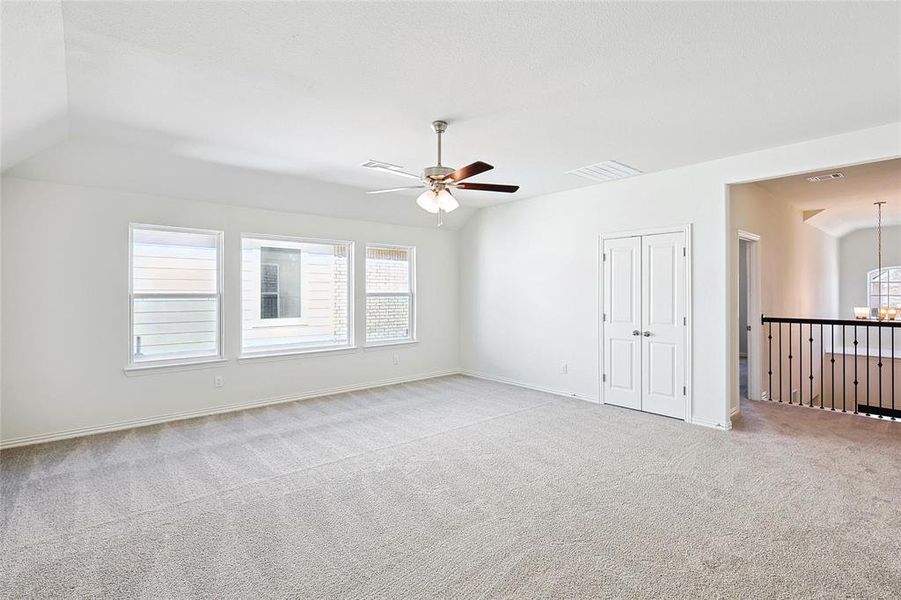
[2,1,900,598]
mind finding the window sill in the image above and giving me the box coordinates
[238,345,357,362]
[123,357,228,376]
[364,339,419,350]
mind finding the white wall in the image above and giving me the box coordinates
[460,123,900,429]
[839,225,901,318]
[0,177,460,445]
[730,182,839,319]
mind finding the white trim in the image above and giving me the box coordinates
[462,370,596,403]
[737,229,761,242]
[123,357,229,375]
[364,339,420,349]
[597,223,693,423]
[690,416,731,431]
[240,231,355,248]
[0,369,461,449]
[238,345,357,361]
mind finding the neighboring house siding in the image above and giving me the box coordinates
[132,237,218,359]
[242,245,348,351]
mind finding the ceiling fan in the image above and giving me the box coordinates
[363,120,519,223]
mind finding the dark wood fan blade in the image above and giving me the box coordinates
[456,182,519,193]
[445,161,493,182]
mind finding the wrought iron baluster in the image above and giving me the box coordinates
[842,325,846,413]
[767,321,773,401]
[877,323,883,418]
[779,323,782,404]
[788,323,793,404]
[808,324,814,407]
[798,323,803,406]
[853,325,858,414]
[819,323,824,409]
[830,324,835,411]
[865,326,870,417]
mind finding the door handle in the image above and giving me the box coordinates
[632,330,641,336]
[642,331,652,337]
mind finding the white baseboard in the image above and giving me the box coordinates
[690,416,731,430]
[731,405,741,417]
[0,369,461,449]
[463,370,734,431]
[461,370,598,404]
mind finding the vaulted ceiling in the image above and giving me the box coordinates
[3,1,899,229]
[756,158,901,237]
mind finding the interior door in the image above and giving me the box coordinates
[641,232,685,419]
[603,237,642,410]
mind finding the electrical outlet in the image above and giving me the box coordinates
[392,353,399,366]
[214,376,224,388]
[561,363,568,375]
[760,391,769,401]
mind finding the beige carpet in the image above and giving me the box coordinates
[2,375,900,598]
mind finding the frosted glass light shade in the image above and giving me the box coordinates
[436,189,459,212]
[416,190,439,214]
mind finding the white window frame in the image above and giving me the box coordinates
[126,223,225,370]
[365,244,417,347]
[240,233,354,358]
[867,266,901,310]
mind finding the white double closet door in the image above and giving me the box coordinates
[603,232,686,419]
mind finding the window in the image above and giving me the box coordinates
[366,245,415,344]
[259,247,302,320]
[129,225,223,366]
[868,266,901,309]
[242,235,352,355]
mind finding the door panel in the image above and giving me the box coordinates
[641,232,685,419]
[603,237,641,410]
[610,339,637,393]
[647,342,676,397]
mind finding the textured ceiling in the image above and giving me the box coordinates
[3,1,900,228]
[756,158,901,237]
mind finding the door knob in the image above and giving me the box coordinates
[642,331,652,337]
[632,330,641,336]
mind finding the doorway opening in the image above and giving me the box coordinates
[737,231,761,414]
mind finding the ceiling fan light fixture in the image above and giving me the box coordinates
[416,189,440,214]
[365,121,519,224]
[436,189,459,212]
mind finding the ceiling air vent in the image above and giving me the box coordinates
[806,172,844,183]
[566,160,642,183]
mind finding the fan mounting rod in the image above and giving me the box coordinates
[432,120,448,166]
